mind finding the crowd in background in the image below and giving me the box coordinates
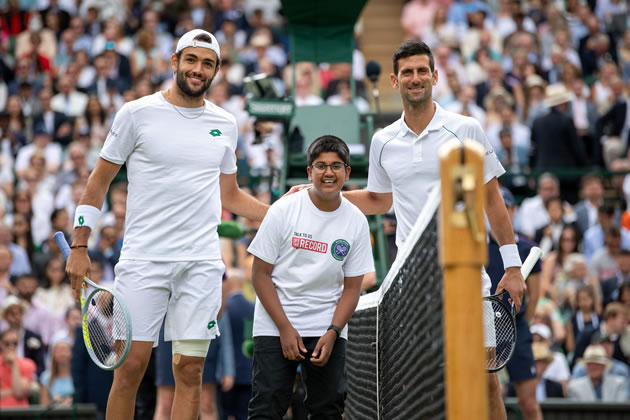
[1,0,630,418]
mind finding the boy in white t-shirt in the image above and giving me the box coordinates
[247,135,374,419]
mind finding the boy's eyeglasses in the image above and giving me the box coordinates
[310,163,348,172]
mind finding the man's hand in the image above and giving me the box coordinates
[66,248,91,302]
[221,375,235,392]
[310,330,337,367]
[495,266,526,312]
[279,325,306,361]
[282,184,311,198]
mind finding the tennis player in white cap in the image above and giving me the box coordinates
[65,28,269,420]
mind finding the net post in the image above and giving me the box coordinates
[439,139,488,420]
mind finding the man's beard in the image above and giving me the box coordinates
[175,68,214,99]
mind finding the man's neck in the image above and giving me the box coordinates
[403,100,436,136]
[165,88,204,108]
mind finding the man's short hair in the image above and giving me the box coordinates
[603,302,627,320]
[306,135,350,167]
[392,40,434,75]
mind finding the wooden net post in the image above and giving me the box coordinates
[439,139,488,420]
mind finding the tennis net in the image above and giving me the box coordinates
[346,187,444,420]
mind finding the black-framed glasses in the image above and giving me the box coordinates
[310,163,348,172]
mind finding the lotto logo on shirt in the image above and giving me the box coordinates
[292,236,328,253]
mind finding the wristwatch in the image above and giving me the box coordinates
[327,324,341,338]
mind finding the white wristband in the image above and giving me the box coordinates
[500,244,522,269]
[74,205,100,230]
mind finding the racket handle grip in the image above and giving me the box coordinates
[54,231,71,260]
[521,247,542,280]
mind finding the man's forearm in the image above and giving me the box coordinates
[343,190,392,215]
[223,188,269,222]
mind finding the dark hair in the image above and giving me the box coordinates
[543,195,562,210]
[392,40,434,75]
[176,33,214,61]
[306,135,350,167]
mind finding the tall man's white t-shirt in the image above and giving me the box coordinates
[367,103,506,295]
[100,92,238,261]
[248,189,374,339]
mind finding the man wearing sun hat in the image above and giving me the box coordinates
[530,83,589,203]
[64,28,270,419]
[568,344,629,401]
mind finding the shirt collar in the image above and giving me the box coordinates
[399,101,445,138]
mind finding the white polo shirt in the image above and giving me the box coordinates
[368,102,505,248]
[100,92,238,261]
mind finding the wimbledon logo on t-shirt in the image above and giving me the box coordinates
[331,239,350,261]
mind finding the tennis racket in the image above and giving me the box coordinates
[484,246,543,372]
[54,232,132,370]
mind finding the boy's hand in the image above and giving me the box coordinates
[279,325,306,361]
[310,330,337,367]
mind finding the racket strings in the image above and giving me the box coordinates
[483,299,516,371]
[85,289,129,368]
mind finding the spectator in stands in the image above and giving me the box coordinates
[0,223,31,277]
[51,74,88,118]
[530,83,589,204]
[569,78,600,165]
[568,344,628,401]
[574,302,628,364]
[34,257,72,322]
[583,204,630,263]
[590,226,626,283]
[0,295,46,378]
[15,128,62,179]
[0,245,15,302]
[535,196,573,251]
[600,249,630,307]
[39,338,73,406]
[32,88,73,146]
[572,332,630,390]
[11,212,34,265]
[531,323,571,396]
[528,341,565,400]
[550,253,592,316]
[0,327,36,408]
[516,173,563,239]
[573,174,604,236]
[566,285,600,355]
[540,225,581,298]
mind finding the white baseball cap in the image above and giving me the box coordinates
[530,323,552,340]
[175,29,221,61]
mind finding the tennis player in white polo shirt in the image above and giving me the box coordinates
[65,29,269,420]
[342,40,527,420]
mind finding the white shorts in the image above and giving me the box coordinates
[481,267,495,347]
[114,259,224,345]
[483,299,497,348]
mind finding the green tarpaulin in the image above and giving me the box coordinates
[280,0,368,63]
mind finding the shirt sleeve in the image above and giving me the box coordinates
[367,134,393,193]
[459,119,505,183]
[220,120,238,174]
[100,104,137,165]
[343,216,375,277]
[247,203,283,265]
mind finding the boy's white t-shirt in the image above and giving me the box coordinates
[100,92,238,261]
[248,188,374,339]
